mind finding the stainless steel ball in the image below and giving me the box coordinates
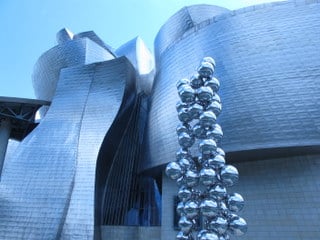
[165,161,182,180]
[199,139,217,155]
[228,216,247,236]
[177,201,185,216]
[176,78,190,89]
[178,108,192,123]
[208,155,225,168]
[206,101,222,117]
[178,187,192,202]
[176,231,189,240]
[179,216,193,233]
[199,167,217,186]
[200,199,219,218]
[204,77,220,93]
[208,216,228,234]
[190,73,203,88]
[178,132,195,148]
[220,165,239,187]
[178,84,196,103]
[199,111,217,127]
[199,231,219,240]
[227,193,244,212]
[176,101,189,112]
[197,86,214,102]
[202,57,216,68]
[176,148,191,160]
[189,102,203,119]
[193,123,207,139]
[206,124,223,142]
[184,200,199,219]
[209,184,227,199]
[178,158,192,171]
[185,170,199,187]
[215,147,225,157]
[197,61,214,78]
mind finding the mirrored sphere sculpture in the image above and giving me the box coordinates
[166,57,246,239]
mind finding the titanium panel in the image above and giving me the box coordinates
[32,37,115,102]
[142,1,320,172]
[154,5,230,63]
[0,57,134,239]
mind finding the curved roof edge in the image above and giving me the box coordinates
[155,0,314,62]
[154,4,230,61]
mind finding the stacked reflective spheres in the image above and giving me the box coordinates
[166,57,247,239]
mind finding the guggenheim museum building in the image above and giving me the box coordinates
[0,0,319,239]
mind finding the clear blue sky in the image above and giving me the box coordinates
[0,0,284,99]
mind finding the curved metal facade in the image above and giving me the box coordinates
[142,1,320,172]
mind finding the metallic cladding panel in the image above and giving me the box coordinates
[61,57,135,239]
[142,1,320,172]
[32,38,115,102]
[0,57,134,239]
[116,37,155,95]
[154,5,230,62]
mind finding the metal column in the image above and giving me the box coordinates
[0,118,11,177]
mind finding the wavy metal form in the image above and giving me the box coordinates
[154,5,229,63]
[32,36,114,102]
[116,37,155,95]
[0,46,134,239]
[142,2,320,172]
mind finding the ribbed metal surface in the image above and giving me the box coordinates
[0,56,134,239]
[142,1,320,172]
[32,37,114,102]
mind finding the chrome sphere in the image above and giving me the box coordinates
[200,199,219,218]
[227,193,244,212]
[178,108,192,123]
[209,184,227,199]
[218,234,230,240]
[206,124,223,142]
[215,148,225,157]
[178,187,192,202]
[199,231,219,240]
[176,176,185,187]
[199,111,217,127]
[212,93,221,103]
[176,148,191,160]
[178,84,196,103]
[202,57,216,68]
[179,216,193,233]
[206,101,222,117]
[176,101,189,112]
[208,216,228,234]
[204,77,220,93]
[165,161,182,180]
[189,102,203,119]
[176,124,191,135]
[228,216,247,236]
[208,155,225,168]
[193,123,206,139]
[178,132,195,148]
[197,86,214,102]
[184,200,199,219]
[176,231,189,240]
[185,170,199,187]
[199,139,217,155]
[220,165,239,187]
[197,230,208,240]
[197,61,214,78]
[199,167,217,186]
[178,158,192,171]
[177,201,185,216]
[190,73,203,88]
[176,78,190,89]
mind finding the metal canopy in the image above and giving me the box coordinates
[0,96,50,141]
